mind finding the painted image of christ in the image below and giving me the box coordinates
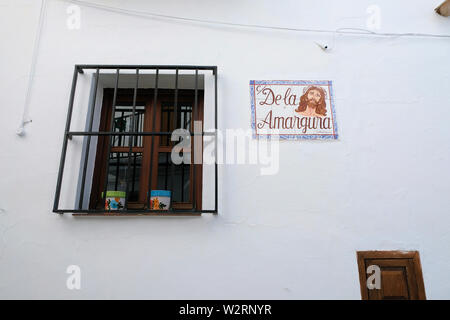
[295,86,327,117]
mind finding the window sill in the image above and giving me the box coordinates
[72,212,202,217]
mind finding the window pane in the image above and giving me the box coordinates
[160,103,192,146]
[112,106,145,147]
[107,152,142,202]
[180,105,192,132]
[160,104,173,146]
[156,153,190,202]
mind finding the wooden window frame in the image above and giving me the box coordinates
[89,88,204,212]
[357,250,426,300]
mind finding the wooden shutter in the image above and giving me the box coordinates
[357,251,426,300]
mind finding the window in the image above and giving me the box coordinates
[53,65,218,215]
[89,89,204,211]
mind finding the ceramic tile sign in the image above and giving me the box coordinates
[250,80,338,140]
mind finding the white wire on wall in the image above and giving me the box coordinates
[17,0,47,136]
[64,0,450,39]
[17,0,450,136]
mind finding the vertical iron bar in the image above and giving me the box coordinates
[146,69,159,209]
[214,68,218,213]
[115,153,119,190]
[139,112,142,146]
[119,111,124,146]
[136,112,140,146]
[169,68,179,200]
[132,153,137,195]
[181,107,186,201]
[181,162,185,201]
[78,68,99,209]
[102,69,120,207]
[192,69,198,210]
[124,68,139,208]
[166,107,171,146]
[53,66,79,212]
[164,153,169,189]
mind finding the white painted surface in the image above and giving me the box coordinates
[0,0,449,299]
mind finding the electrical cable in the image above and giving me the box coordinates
[64,0,450,39]
[17,0,47,136]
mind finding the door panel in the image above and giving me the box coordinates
[357,251,426,300]
[365,259,415,300]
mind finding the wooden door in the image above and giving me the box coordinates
[357,251,426,300]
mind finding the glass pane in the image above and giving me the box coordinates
[112,106,145,147]
[180,105,192,132]
[160,104,173,146]
[107,152,142,202]
[156,152,190,202]
[160,103,192,146]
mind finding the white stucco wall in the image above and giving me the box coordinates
[0,0,449,299]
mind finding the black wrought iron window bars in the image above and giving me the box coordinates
[53,65,218,215]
